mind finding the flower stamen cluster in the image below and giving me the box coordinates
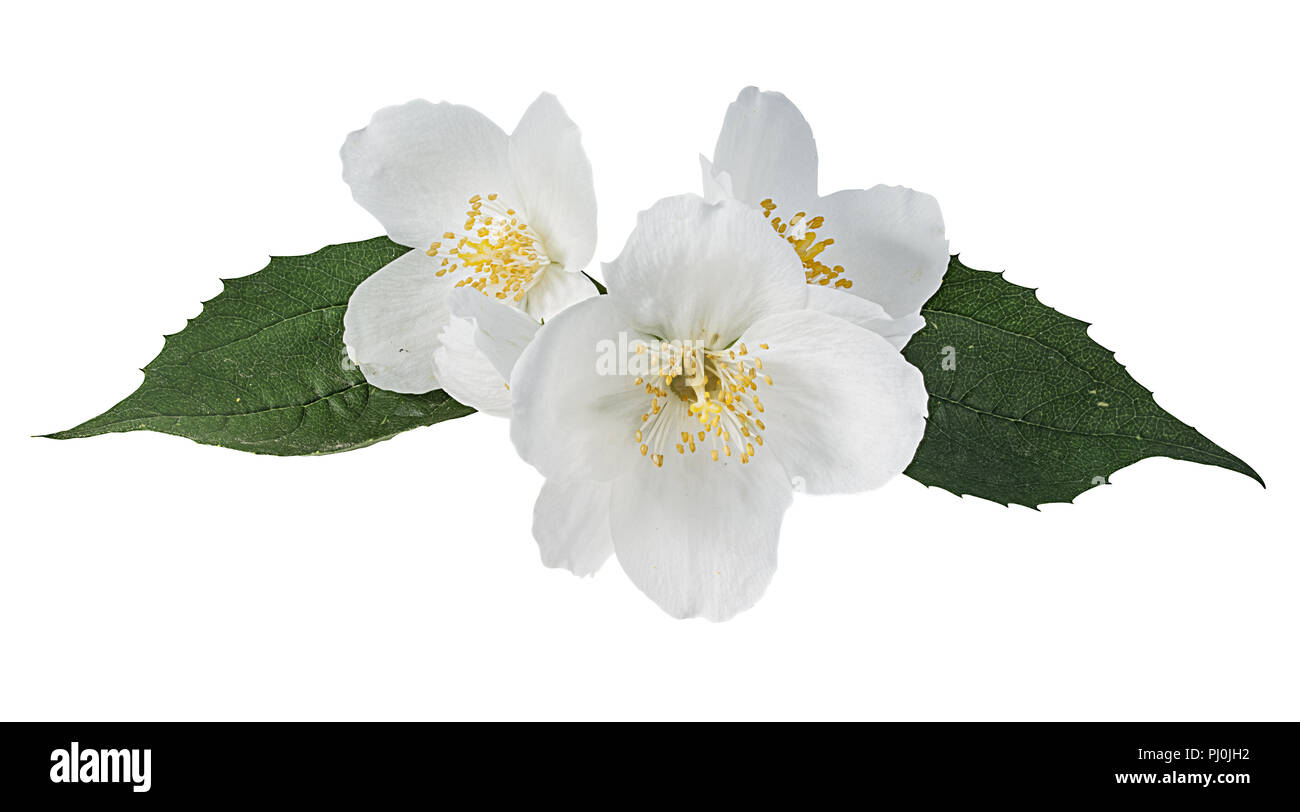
[631,339,772,468]
[426,193,551,301]
[760,197,852,289]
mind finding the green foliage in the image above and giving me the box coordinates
[901,257,1260,506]
[48,238,472,454]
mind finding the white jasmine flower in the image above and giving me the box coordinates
[341,93,597,413]
[702,87,948,347]
[505,195,929,621]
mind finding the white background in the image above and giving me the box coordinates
[2,1,1296,721]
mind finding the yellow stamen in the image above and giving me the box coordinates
[762,196,853,289]
[426,193,549,304]
[629,340,774,469]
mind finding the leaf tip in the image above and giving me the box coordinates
[1241,463,1266,489]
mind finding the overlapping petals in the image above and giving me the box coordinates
[341,93,597,401]
[704,86,949,335]
[507,195,929,620]
[337,87,943,621]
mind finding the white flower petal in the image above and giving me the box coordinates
[342,249,453,394]
[603,195,807,345]
[432,313,512,416]
[341,100,516,249]
[448,287,541,382]
[518,266,598,322]
[712,87,818,211]
[699,155,735,204]
[741,308,928,494]
[510,296,647,482]
[815,185,949,319]
[533,479,614,577]
[805,287,926,350]
[509,93,597,272]
[610,451,792,621]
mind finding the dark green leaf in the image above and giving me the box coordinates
[902,256,1261,506]
[46,237,473,455]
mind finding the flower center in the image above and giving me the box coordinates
[631,339,773,469]
[759,197,852,290]
[426,193,551,302]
